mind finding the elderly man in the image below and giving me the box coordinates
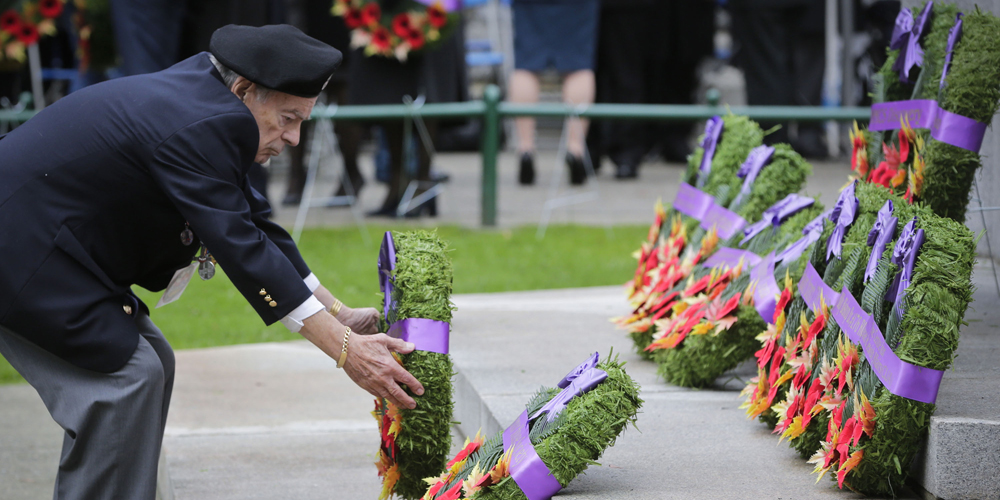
[0,25,422,499]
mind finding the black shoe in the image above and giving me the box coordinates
[403,196,438,218]
[367,199,401,218]
[792,128,827,159]
[567,154,587,185]
[615,163,639,179]
[281,192,302,206]
[518,152,535,185]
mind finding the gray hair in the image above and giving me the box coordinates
[209,54,273,103]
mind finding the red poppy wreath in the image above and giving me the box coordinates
[331,0,457,61]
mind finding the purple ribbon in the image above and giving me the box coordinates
[869,100,938,131]
[378,231,450,354]
[700,203,747,239]
[415,0,460,12]
[831,287,943,404]
[731,145,775,207]
[940,13,964,89]
[502,411,562,500]
[865,201,898,284]
[885,218,925,320]
[673,183,714,221]
[869,99,987,153]
[702,247,761,269]
[890,2,933,84]
[740,194,815,245]
[531,353,608,423]
[775,209,831,265]
[698,116,724,181]
[827,182,859,261]
[751,252,781,322]
[799,262,841,316]
[387,318,450,354]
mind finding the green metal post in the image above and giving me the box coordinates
[481,84,501,227]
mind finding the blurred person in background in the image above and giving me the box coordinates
[587,0,714,179]
[110,0,184,76]
[509,0,599,186]
[730,0,827,158]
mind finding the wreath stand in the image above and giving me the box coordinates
[536,104,611,239]
[396,95,445,217]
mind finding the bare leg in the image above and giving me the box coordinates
[509,69,541,154]
[562,69,595,157]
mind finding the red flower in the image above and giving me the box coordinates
[869,163,898,189]
[437,481,463,500]
[16,22,39,45]
[371,26,391,51]
[427,4,447,28]
[344,7,363,29]
[405,28,425,49]
[391,13,412,38]
[0,10,21,34]
[773,286,792,323]
[38,0,63,19]
[361,2,382,26]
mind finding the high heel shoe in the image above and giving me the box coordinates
[567,154,587,185]
[518,152,535,185]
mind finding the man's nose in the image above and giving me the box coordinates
[283,126,301,147]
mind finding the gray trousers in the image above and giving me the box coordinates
[0,312,175,500]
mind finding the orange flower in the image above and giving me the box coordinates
[849,121,869,178]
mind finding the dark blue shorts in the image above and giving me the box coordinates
[512,0,600,73]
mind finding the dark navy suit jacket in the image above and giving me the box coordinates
[0,53,314,373]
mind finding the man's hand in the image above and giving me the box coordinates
[336,306,380,335]
[298,310,424,410]
[342,333,424,409]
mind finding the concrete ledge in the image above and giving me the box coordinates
[915,417,1000,500]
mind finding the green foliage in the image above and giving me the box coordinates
[654,305,765,388]
[432,355,642,500]
[920,9,1000,222]
[701,115,765,207]
[383,230,456,499]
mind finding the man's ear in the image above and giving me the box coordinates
[231,77,253,102]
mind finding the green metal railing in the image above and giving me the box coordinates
[0,84,872,226]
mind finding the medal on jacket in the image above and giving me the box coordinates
[180,222,194,246]
[195,245,216,280]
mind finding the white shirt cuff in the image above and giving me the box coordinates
[280,295,326,333]
[303,273,321,292]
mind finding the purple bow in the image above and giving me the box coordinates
[864,201,898,283]
[885,218,925,320]
[698,116,724,183]
[940,13,964,89]
[890,2,934,84]
[826,182,859,260]
[740,194,815,245]
[378,231,397,320]
[775,209,831,265]
[731,145,775,208]
[531,353,608,422]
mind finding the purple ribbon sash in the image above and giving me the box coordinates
[869,100,987,153]
[751,253,781,322]
[702,247,761,269]
[865,201,898,284]
[673,183,714,220]
[700,204,747,239]
[831,287,943,404]
[740,194,815,245]
[827,182,859,260]
[940,13,964,89]
[732,145,775,207]
[775,209,830,265]
[378,231,450,354]
[698,116,724,180]
[502,411,562,500]
[387,318,450,354]
[532,352,607,422]
[799,263,841,316]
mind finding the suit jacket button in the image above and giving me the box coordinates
[269,301,277,307]
[259,288,267,296]
[264,295,272,302]
[123,304,133,315]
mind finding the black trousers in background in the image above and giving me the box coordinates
[731,0,826,145]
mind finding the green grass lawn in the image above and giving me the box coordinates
[0,224,646,384]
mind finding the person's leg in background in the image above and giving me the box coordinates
[109,0,183,76]
[562,69,595,182]
[0,315,174,500]
[509,69,541,185]
[791,2,828,158]
[731,0,793,144]
[369,120,406,216]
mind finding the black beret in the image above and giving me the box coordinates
[210,24,343,98]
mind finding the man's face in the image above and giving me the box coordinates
[242,86,318,164]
